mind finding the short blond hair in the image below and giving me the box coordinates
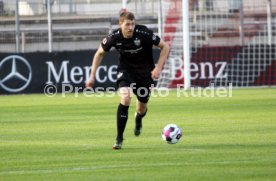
[119,11,135,23]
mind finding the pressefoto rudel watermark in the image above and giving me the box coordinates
[44,83,232,98]
[176,83,232,98]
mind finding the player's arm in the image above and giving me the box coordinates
[85,45,106,88]
[151,40,170,79]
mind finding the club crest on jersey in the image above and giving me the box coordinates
[134,38,141,46]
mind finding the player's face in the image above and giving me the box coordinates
[120,19,135,39]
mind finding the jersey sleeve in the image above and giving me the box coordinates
[101,35,114,52]
[143,26,160,46]
[150,32,161,46]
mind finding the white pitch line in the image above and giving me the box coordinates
[1,158,275,175]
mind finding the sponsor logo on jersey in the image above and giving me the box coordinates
[102,38,107,45]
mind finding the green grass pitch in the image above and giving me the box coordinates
[0,88,276,181]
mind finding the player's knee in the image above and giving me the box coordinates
[119,87,132,106]
[120,95,131,105]
[136,103,147,115]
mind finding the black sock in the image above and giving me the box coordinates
[135,109,147,129]
[116,103,129,141]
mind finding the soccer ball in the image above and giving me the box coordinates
[162,124,182,144]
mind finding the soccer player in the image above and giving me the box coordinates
[85,11,170,150]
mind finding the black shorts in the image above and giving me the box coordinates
[117,71,154,103]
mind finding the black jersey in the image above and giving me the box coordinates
[101,24,160,75]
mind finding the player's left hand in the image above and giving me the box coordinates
[151,67,161,80]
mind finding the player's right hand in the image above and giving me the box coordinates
[85,78,95,88]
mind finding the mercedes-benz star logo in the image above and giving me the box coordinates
[0,55,32,93]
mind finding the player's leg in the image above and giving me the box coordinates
[133,81,151,136]
[113,72,134,150]
[117,86,132,139]
[113,87,132,150]
[134,99,148,136]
